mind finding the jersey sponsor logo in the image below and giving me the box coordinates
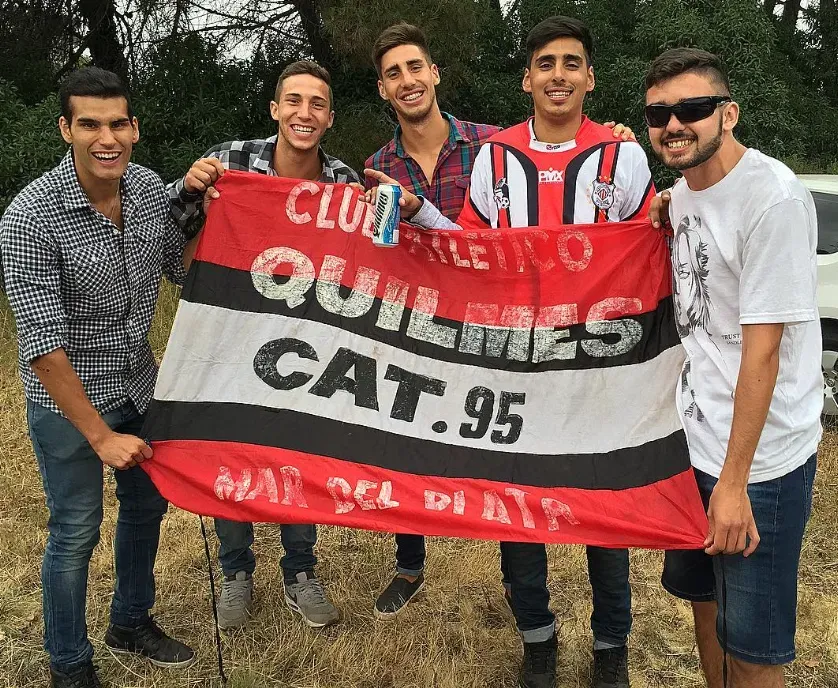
[538,168,564,184]
[592,180,616,210]
[493,177,511,209]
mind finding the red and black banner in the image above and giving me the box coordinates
[142,171,707,548]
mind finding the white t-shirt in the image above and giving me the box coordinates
[669,148,822,483]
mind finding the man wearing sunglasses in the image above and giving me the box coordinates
[645,48,820,688]
[367,15,655,688]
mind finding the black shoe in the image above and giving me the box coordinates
[374,573,425,619]
[592,646,629,688]
[50,663,102,688]
[519,633,557,688]
[104,616,196,668]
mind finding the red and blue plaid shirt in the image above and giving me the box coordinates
[365,112,500,221]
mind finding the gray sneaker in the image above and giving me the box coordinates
[284,571,340,628]
[217,571,253,630]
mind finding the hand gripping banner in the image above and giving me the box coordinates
[142,171,708,549]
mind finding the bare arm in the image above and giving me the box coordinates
[704,323,783,555]
[31,349,152,470]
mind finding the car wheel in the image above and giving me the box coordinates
[822,320,838,417]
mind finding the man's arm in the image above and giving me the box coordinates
[1,209,150,469]
[167,155,227,231]
[363,168,460,230]
[31,350,152,469]
[704,323,781,556]
[364,142,495,231]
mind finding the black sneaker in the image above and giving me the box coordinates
[519,633,557,688]
[104,616,196,668]
[50,663,102,688]
[374,573,425,619]
[592,646,629,688]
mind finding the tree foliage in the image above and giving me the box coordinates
[1,0,837,211]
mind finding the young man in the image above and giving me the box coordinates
[0,67,195,688]
[169,60,358,631]
[365,21,636,630]
[367,16,654,688]
[645,48,820,688]
[364,22,500,620]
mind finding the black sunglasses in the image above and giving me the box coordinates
[644,96,731,128]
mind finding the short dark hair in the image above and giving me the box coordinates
[645,48,731,95]
[59,67,132,123]
[275,60,333,108]
[372,22,433,77]
[526,15,593,68]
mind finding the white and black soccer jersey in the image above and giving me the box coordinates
[457,117,655,229]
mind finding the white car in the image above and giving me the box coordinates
[798,175,838,416]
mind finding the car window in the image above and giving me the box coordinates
[815,191,838,254]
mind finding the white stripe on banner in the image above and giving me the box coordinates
[155,300,684,456]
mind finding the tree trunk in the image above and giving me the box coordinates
[171,0,185,38]
[780,0,801,29]
[76,0,128,80]
[292,0,336,70]
[821,0,838,104]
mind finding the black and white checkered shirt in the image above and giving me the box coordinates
[168,136,360,232]
[0,151,187,415]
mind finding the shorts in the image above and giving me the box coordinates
[661,453,816,665]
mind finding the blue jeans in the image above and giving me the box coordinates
[214,519,317,584]
[662,454,816,665]
[28,400,167,673]
[501,543,631,645]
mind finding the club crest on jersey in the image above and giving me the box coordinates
[592,179,616,210]
[493,177,511,209]
[538,168,564,184]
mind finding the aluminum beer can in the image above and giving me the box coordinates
[372,183,401,247]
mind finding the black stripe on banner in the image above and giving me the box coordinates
[181,261,681,373]
[144,400,691,490]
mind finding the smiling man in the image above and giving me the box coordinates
[367,16,654,688]
[364,23,636,644]
[365,23,501,223]
[362,23,501,624]
[0,67,195,688]
[168,60,358,632]
[645,48,821,688]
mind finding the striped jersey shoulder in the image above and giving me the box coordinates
[485,121,529,147]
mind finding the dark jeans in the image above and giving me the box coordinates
[395,533,426,576]
[215,519,317,584]
[500,542,631,645]
[28,400,167,673]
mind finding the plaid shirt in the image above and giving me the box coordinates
[168,136,360,232]
[0,152,186,415]
[365,112,500,221]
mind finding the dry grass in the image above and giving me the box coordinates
[1,286,837,688]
